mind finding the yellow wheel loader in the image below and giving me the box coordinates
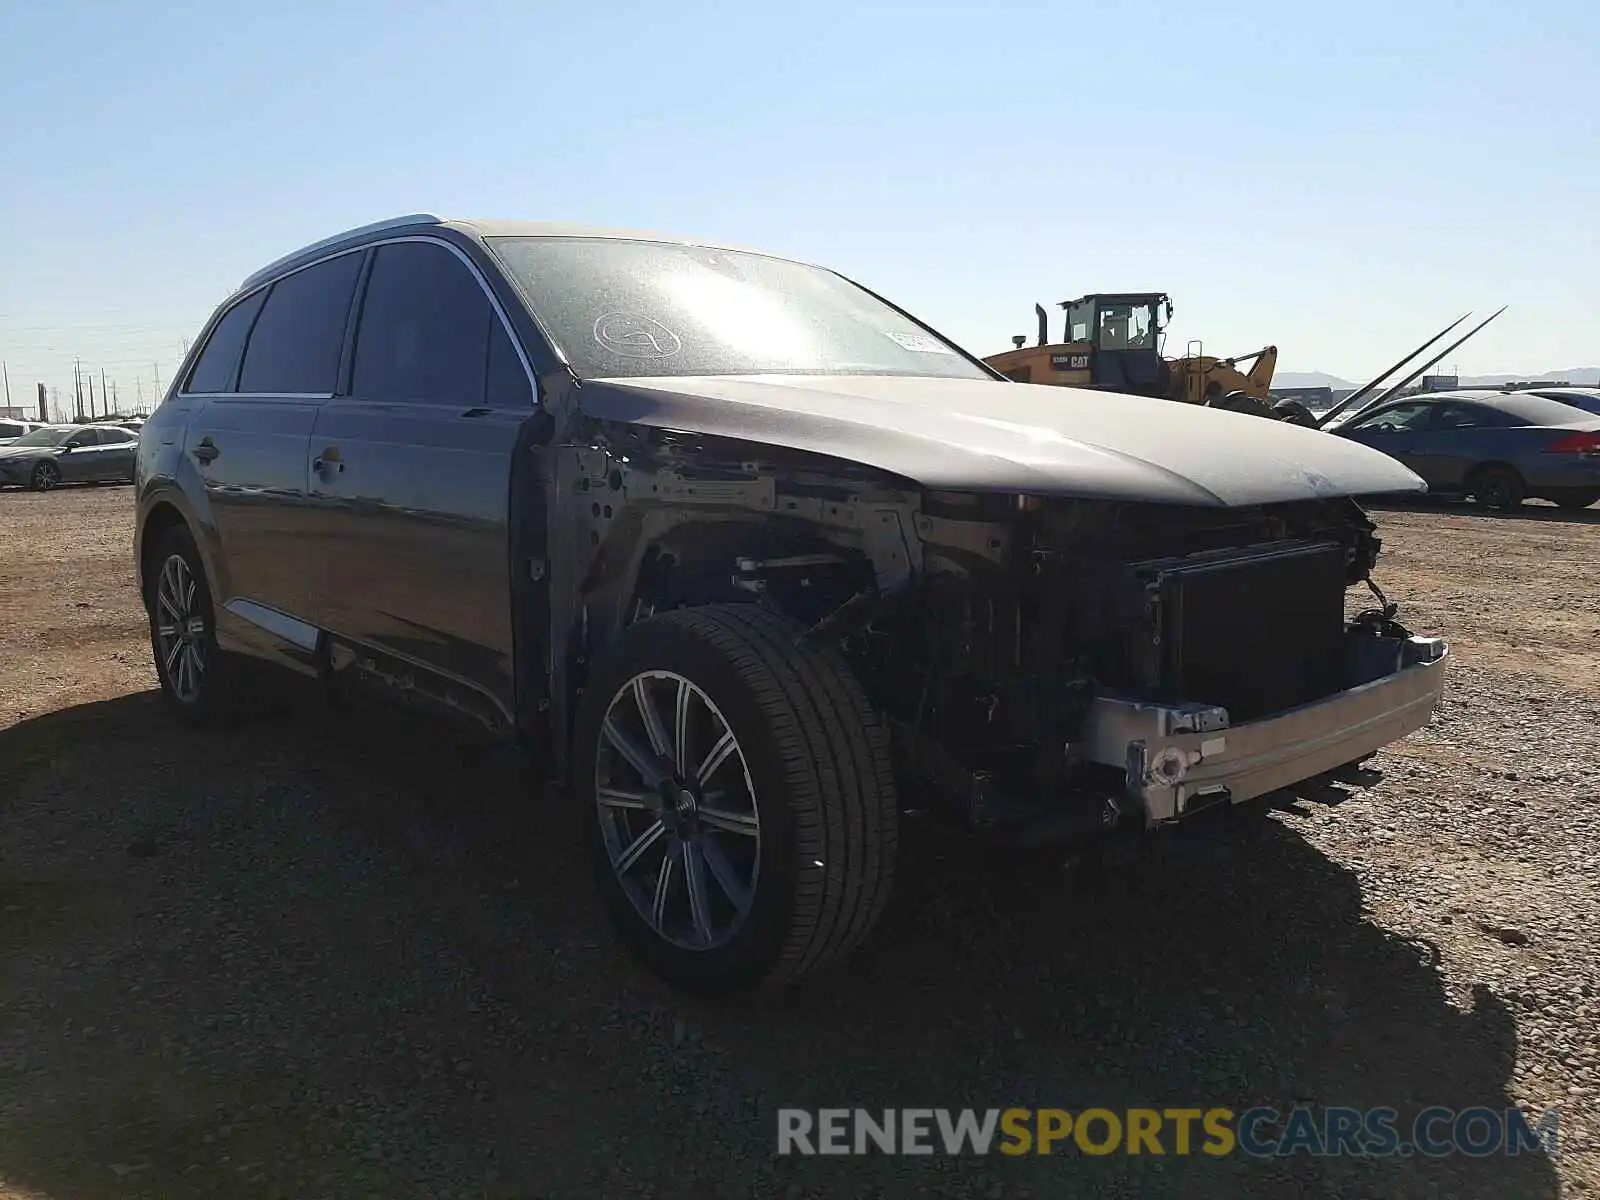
[983,292,1280,414]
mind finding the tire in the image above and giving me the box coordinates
[30,460,60,491]
[145,523,237,727]
[573,603,898,997]
[1552,490,1600,511]
[1470,465,1525,511]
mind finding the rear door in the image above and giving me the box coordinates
[307,238,536,725]
[96,425,139,480]
[182,250,364,662]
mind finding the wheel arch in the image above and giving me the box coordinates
[1465,459,1523,485]
[552,511,881,784]
[135,488,223,614]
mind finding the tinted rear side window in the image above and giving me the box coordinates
[239,251,363,394]
[185,289,267,394]
[0,422,23,437]
[351,242,494,404]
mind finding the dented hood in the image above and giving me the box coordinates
[583,374,1427,507]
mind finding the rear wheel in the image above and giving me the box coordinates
[146,524,237,727]
[1470,465,1525,511]
[573,603,898,996]
[1551,489,1600,511]
[30,460,60,491]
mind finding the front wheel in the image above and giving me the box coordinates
[1471,465,1525,511]
[30,460,60,491]
[573,604,899,997]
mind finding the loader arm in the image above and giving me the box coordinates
[1228,345,1277,391]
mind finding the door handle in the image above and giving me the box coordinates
[313,446,345,475]
[192,437,219,464]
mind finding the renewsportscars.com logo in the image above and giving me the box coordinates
[776,1106,1561,1159]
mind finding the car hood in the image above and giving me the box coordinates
[581,374,1427,507]
[0,444,50,460]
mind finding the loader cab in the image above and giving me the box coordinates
[1062,292,1171,395]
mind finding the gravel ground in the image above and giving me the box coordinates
[0,485,1596,1199]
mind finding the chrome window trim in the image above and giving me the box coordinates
[179,236,538,406]
[180,392,335,400]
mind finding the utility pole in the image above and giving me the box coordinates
[51,387,60,423]
[153,361,161,399]
[136,376,143,409]
[74,358,84,422]
[101,368,108,418]
[37,382,47,423]
[112,380,119,413]
[2,360,10,411]
[88,373,96,419]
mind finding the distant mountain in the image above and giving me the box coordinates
[1275,367,1599,390]
[1457,368,1600,387]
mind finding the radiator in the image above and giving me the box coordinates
[1124,540,1349,722]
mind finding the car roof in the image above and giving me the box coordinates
[1346,390,1598,427]
[238,213,798,294]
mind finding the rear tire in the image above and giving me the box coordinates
[145,524,238,728]
[1470,465,1525,511]
[573,603,898,997]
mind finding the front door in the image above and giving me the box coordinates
[1336,401,1438,480]
[308,238,538,725]
[56,426,118,481]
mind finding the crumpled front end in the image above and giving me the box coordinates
[840,490,1449,844]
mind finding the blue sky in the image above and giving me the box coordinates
[1,0,1595,415]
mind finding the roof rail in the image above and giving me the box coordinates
[237,213,443,293]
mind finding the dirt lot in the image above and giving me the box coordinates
[2,485,1597,1199]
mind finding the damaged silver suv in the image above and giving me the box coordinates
[134,215,1449,996]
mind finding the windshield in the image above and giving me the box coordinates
[1097,301,1157,351]
[7,426,74,448]
[485,237,992,382]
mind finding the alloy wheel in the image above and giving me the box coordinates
[33,461,60,490]
[155,553,207,704]
[594,671,761,951]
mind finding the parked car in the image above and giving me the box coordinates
[1515,387,1600,417]
[1327,390,1600,510]
[0,418,42,446]
[0,423,139,490]
[134,215,1450,996]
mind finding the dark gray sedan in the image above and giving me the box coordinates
[1516,387,1600,416]
[1328,391,1600,510]
[0,423,139,491]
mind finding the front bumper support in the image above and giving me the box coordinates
[1078,635,1449,826]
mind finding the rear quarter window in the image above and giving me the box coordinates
[184,289,268,394]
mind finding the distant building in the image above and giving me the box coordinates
[0,406,27,420]
[1420,375,1458,392]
